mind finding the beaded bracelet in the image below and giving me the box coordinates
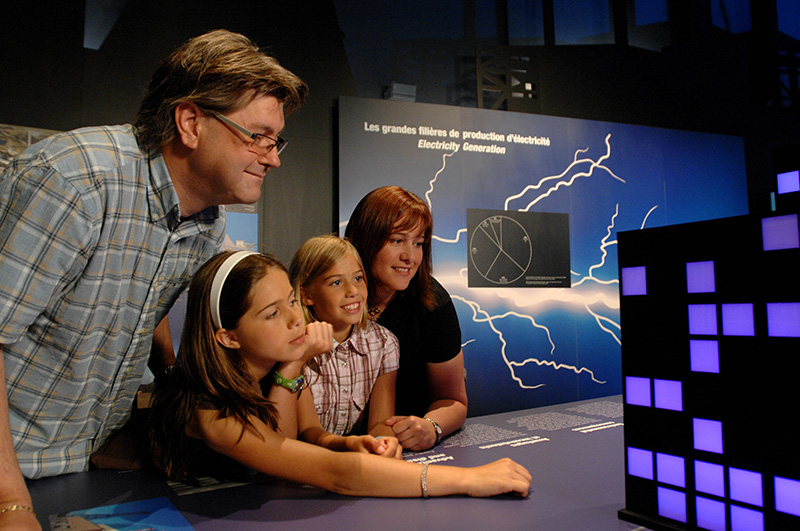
[0,504,35,516]
[420,463,429,498]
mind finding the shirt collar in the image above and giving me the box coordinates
[334,326,368,357]
[148,152,219,229]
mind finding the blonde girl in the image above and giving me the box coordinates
[148,251,531,497]
[290,236,400,457]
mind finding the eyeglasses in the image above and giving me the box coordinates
[204,109,288,156]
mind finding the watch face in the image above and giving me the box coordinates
[426,418,442,434]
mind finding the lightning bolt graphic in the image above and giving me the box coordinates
[425,149,457,209]
[505,133,625,212]
[572,204,622,345]
[452,294,606,387]
[572,204,619,289]
[433,228,466,244]
[429,134,624,390]
[641,205,658,229]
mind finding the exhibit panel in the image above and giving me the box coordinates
[338,96,749,415]
[28,397,642,531]
[617,184,800,530]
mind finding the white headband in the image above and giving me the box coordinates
[210,251,258,329]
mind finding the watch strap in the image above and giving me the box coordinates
[274,371,306,393]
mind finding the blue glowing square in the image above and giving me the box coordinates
[693,418,724,454]
[695,460,725,497]
[625,376,651,407]
[689,304,718,335]
[690,339,720,373]
[729,467,763,507]
[730,505,764,531]
[657,487,687,523]
[621,266,647,296]
[777,170,800,194]
[762,214,800,251]
[722,303,755,336]
[656,453,685,487]
[627,447,654,480]
[696,496,726,531]
[767,302,800,337]
[654,379,683,411]
[686,260,715,293]
[775,476,800,517]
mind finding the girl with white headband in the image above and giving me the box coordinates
[148,251,531,497]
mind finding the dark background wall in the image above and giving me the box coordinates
[0,0,355,263]
[1,0,798,262]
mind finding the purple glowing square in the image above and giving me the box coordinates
[657,487,687,523]
[695,460,725,497]
[627,447,654,480]
[730,505,764,531]
[730,467,763,507]
[722,303,755,336]
[696,496,726,531]
[625,376,651,407]
[762,214,799,251]
[775,476,800,517]
[690,339,720,373]
[686,261,715,293]
[767,302,800,337]
[621,266,647,296]
[656,453,685,487]
[693,418,723,454]
[654,379,683,411]
[777,170,800,194]
[689,304,718,335]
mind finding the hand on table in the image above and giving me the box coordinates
[385,415,437,451]
[462,458,532,497]
[345,435,402,458]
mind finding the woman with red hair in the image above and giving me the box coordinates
[345,186,467,451]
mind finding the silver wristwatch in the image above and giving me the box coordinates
[424,417,442,445]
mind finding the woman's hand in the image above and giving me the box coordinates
[344,435,401,458]
[459,458,532,498]
[373,436,403,459]
[385,415,436,451]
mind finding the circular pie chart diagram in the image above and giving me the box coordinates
[469,215,532,285]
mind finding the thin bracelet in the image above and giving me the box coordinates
[0,504,35,516]
[420,463,429,498]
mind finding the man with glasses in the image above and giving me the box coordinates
[0,29,307,528]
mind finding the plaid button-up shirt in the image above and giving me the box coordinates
[305,320,399,436]
[0,125,225,478]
